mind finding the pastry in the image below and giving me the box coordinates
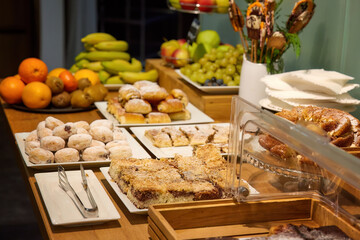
[180,126,208,145]
[168,109,191,121]
[109,145,132,159]
[82,146,109,161]
[36,121,46,131]
[170,89,189,106]
[37,127,53,139]
[90,119,114,130]
[74,121,90,131]
[140,86,169,103]
[45,117,64,130]
[113,128,127,140]
[133,80,158,90]
[76,127,89,134]
[119,113,146,124]
[144,129,172,148]
[40,136,66,152]
[67,134,92,151]
[118,84,141,103]
[162,126,189,146]
[124,99,152,114]
[212,125,229,144]
[28,148,54,164]
[25,130,38,142]
[157,99,184,113]
[52,122,77,140]
[54,148,80,163]
[25,140,40,155]
[90,140,106,147]
[89,126,113,143]
[105,140,129,150]
[146,112,171,124]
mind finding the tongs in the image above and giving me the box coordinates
[58,165,98,218]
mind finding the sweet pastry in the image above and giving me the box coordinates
[89,126,113,143]
[146,112,171,124]
[52,122,77,140]
[144,128,172,148]
[67,134,92,151]
[105,140,129,150]
[76,127,89,134]
[74,121,90,131]
[54,148,80,163]
[161,126,189,147]
[140,86,169,103]
[180,126,209,145]
[25,140,40,155]
[118,84,141,103]
[90,119,114,130]
[124,99,152,114]
[109,145,132,159]
[133,80,158,90]
[37,121,46,131]
[170,89,189,106]
[90,140,106,147]
[25,130,38,143]
[82,146,109,161]
[37,127,53,139]
[28,148,54,164]
[119,113,146,124]
[40,136,66,152]
[157,99,184,113]
[168,109,191,121]
[45,117,64,130]
[113,128,127,140]
[212,125,229,144]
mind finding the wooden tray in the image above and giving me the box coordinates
[148,197,360,240]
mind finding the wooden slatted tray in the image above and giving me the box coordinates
[148,197,360,240]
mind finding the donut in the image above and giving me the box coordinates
[105,140,129,150]
[36,121,46,131]
[53,122,77,140]
[55,148,80,163]
[76,127,89,135]
[25,140,40,154]
[25,130,38,143]
[28,148,54,164]
[45,117,64,130]
[67,134,92,151]
[82,146,109,161]
[109,145,132,159]
[89,126,113,143]
[40,136,66,152]
[37,128,53,139]
[113,128,127,140]
[90,140,106,147]
[90,119,114,130]
[74,121,90,131]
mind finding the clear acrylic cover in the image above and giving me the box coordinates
[226,96,360,228]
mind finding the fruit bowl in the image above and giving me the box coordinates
[167,0,229,14]
[159,52,193,68]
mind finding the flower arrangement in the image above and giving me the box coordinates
[228,0,316,73]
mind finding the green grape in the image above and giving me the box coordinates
[205,71,214,79]
[236,64,242,73]
[216,51,225,59]
[203,62,212,71]
[191,63,201,71]
[232,49,241,58]
[198,57,208,66]
[220,58,228,67]
[236,44,245,54]
[209,63,218,72]
[234,75,240,85]
[196,68,205,74]
[214,70,223,80]
[180,67,186,75]
[227,81,236,86]
[208,53,216,62]
[223,74,232,84]
[198,74,207,84]
[228,56,237,65]
[225,64,236,75]
[210,48,217,54]
[224,51,232,59]
[184,68,192,77]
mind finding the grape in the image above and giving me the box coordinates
[225,65,236,75]
[224,52,232,59]
[184,68,192,77]
[220,58,228,67]
[208,53,216,62]
[217,79,224,85]
[227,81,236,86]
[228,56,237,65]
[209,63,218,72]
[205,71,214,79]
[214,70,223,80]
[191,63,201,71]
[216,51,225,59]
[199,57,208,66]
[210,48,217,54]
[232,49,241,58]
[236,65,242,73]
[223,75,232,84]
[198,74,207,84]
[203,62,212,71]
[234,75,240,85]
[180,67,186,75]
[236,44,245,54]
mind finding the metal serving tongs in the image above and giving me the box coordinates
[58,165,98,218]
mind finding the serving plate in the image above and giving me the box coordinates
[175,69,239,94]
[35,169,120,226]
[130,123,229,158]
[15,128,151,170]
[100,167,148,214]
[95,101,214,127]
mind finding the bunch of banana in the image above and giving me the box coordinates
[70,32,148,85]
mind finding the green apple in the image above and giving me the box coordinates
[192,43,207,62]
[196,30,221,49]
[216,0,229,13]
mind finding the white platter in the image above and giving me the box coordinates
[130,123,229,159]
[95,101,214,127]
[100,167,148,214]
[104,84,124,91]
[175,69,239,94]
[15,128,151,170]
[35,169,120,226]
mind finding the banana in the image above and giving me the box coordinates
[97,70,111,83]
[102,58,142,75]
[94,40,128,52]
[75,59,90,69]
[69,64,79,73]
[81,32,116,45]
[75,52,87,62]
[84,51,130,61]
[106,76,125,84]
[119,69,158,84]
[83,61,104,71]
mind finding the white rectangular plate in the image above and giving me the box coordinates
[100,166,259,215]
[130,123,229,159]
[35,169,120,226]
[15,128,151,170]
[175,69,239,94]
[95,101,214,127]
[100,167,148,214]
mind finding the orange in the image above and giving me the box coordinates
[22,82,52,109]
[0,76,25,104]
[59,70,78,92]
[48,67,67,78]
[18,58,48,84]
[74,69,100,85]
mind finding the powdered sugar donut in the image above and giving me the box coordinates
[109,145,132,159]
[74,121,90,131]
[67,134,92,151]
[55,148,80,163]
[37,121,46,131]
[40,136,65,152]
[113,128,127,140]
[28,148,54,164]
[37,128,53,139]
[90,119,114,130]
[89,126,113,143]
[26,130,38,143]
[105,140,129,150]
[25,140,40,154]
[45,117,64,130]
[82,146,109,161]
[90,140,106,147]
[53,122,77,140]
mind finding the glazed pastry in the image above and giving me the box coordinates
[109,145,132,159]
[82,146,109,161]
[90,119,114,130]
[105,140,129,150]
[45,116,64,130]
[113,128,127,140]
[40,136,66,152]
[76,127,89,134]
[119,113,146,124]
[168,109,191,121]
[36,121,46,131]
[53,122,77,140]
[89,126,113,143]
[170,89,189,106]
[157,99,184,113]
[54,148,80,163]
[25,140,40,155]
[118,84,141,103]
[133,80,158,90]
[67,134,92,151]
[124,99,152,114]
[37,128,53,139]
[90,140,106,147]
[146,112,171,124]
[74,121,90,131]
[25,130,38,142]
[140,86,169,103]
[28,148,54,164]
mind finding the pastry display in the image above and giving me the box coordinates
[23,116,133,164]
[108,144,226,209]
[106,81,191,124]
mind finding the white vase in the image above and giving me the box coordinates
[238,55,268,106]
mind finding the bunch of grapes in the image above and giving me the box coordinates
[180,44,244,86]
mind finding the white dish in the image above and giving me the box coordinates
[130,123,229,159]
[175,69,239,94]
[104,84,124,91]
[15,128,151,170]
[100,167,148,214]
[259,98,284,112]
[95,101,214,127]
[35,169,120,226]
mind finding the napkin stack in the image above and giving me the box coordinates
[260,69,360,112]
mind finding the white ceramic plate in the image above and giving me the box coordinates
[35,169,120,226]
[130,123,229,159]
[175,69,239,94]
[95,101,214,127]
[15,128,151,170]
[104,84,124,91]
[259,98,284,112]
[100,167,148,214]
